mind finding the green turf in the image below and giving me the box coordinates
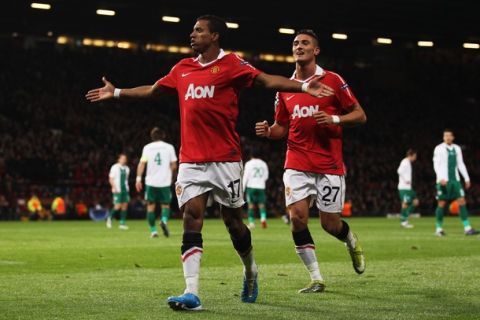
[0,217,479,319]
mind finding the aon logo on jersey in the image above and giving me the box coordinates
[292,104,319,119]
[185,84,215,100]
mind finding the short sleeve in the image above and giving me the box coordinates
[140,147,148,163]
[155,63,179,92]
[331,73,358,111]
[230,54,262,89]
[109,165,116,178]
[274,92,290,126]
[170,145,178,162]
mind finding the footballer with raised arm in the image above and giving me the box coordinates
[86,16,334,311]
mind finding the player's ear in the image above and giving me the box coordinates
[211,32,220,43]
[314,47,320,56]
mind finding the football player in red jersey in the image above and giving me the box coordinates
[86,17,334,310]
[256,29,367,293]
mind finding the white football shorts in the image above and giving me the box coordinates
[283,169,345,213]
[175,162,245,209]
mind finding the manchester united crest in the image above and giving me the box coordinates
[175,185,183,196]
[211,65,220,74]
[285,186,291,197]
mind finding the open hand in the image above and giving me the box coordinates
[85,77,115,102]
[313,111,334,125]
[306,78,335,98]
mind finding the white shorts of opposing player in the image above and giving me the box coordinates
[283,169,346,213]
[176,162,245,209]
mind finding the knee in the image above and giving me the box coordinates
[183,206,201,225]
[458,198,466,206]
[437,201,446,208]
[290,209,307,231]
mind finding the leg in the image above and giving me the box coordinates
[258,203,267,228]
[161,204,171,224]
[181,193,208,294]
[258,189,268,228]
[400,200,414,228]
[289,198,325,292]
[107,203,121,228]
[160,203,171,237]
[222,206,259,302]
[457,197,478,235]
[320,212,365,274]
[146,202,157,236]
[435,200,446,235]
[400,201,409,222]
[247,202,255,228]
[111,203,121,219]
[119,202,128,228]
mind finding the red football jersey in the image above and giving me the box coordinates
[156,50,261,163]
[275,66,358,175]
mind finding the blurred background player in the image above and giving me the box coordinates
[433,129,478,236]
[86,15,333,311]
[27,194,51,221]
[136,127,178,238]
[397,149,418,228]
[243,148,269,229]
[107,153,130,230]
[256,29,366,293]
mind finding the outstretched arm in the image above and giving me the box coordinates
[85,77,165,102]
[312,103,367,126]
[254,73,334,98]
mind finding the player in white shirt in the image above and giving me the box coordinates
[433,129,478,236]
[243,149,269,229]
[397,149,418,228]
[136,127,178,238]
[108,153,130,230]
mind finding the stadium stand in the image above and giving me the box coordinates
[1,40,479,219]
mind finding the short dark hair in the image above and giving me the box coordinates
[443,128,454,135]
[150,127,165,141]
[197,15,227,41]
[406,149,417,157]
[295,29,319,46]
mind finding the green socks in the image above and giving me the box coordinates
[260,207,267,221]
[435,206,444,229]
[400,207,409,222]
[110,209,118,219]
[248,208,255,224]
[161,207,171,224]
[120,210,127,225]
[147,211,157,232]
[459,205,471,229]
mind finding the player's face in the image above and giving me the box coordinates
[443,132,454,144]
[190,20,217,53]
[410,154,417,162]
[292,34,320,64]
[118,155,127,165]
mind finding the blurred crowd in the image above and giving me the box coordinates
[1,39,479,220]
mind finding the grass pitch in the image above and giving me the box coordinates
[0,217,479,319]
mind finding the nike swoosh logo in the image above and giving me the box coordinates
[181,72,192,77]
[286,95,295,101]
